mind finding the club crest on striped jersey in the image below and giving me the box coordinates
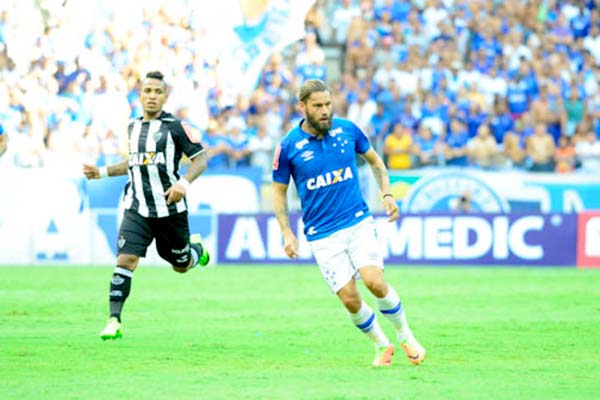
[306,166,354,190]
[129,151,166,166]
[153,130,163,142]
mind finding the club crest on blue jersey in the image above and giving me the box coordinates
[306,166,354,190]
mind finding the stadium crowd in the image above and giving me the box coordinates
[1,0,600,176]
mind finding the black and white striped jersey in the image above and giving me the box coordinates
[123,111,204,218]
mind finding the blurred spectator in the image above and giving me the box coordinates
[575,129,600,172]
[383,123,413,170]
[347,87,377,130]
[331,0,361,50]
[305,2,326,45]
[490,99,515,144]
[554,135,576,173]
[411,124,443,168]
[248,117,274,177]
[563,86,585,137]
[203,119,230,169]
[346,30,374,75]
[227,118,251,168]
[98,129,122,166]
[526,123,556,172]
[444,118,469,167]
[531,83,563,142]
[468,124,498,169]
[367,102,392,154]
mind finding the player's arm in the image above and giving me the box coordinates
[83,160,128,180]
[0,134,7,157]
[273,182,298,259]
[361,148,399,222]
[164,151,208,205]
[181,151,207,185]
[164,121,207,204]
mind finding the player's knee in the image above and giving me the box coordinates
[364,279,387,298]
[163,247,191,271]
[339,293,362,313]
[172,265,188,274]
[116,254,139,271]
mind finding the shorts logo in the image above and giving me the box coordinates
[172,244,190,254]
[402,172,508,213]
[118,236,126,249]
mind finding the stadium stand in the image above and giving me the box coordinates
[1,0,600,176]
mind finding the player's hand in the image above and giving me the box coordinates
[82,164,100,180]
[283,231,299,259]
[164,183,186,205]
[383,195,399,222]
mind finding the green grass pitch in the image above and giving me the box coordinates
[1,265,599,400]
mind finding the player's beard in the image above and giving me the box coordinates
[305,112,332,136]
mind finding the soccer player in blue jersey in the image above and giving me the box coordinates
[272,80,425,367]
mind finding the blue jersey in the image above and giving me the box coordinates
[273,118,371,241]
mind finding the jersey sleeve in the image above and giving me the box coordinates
[171,120,205,159]
[350,121,371,154]
[272,141,291,185]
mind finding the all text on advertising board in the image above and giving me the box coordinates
[217,213,577,266]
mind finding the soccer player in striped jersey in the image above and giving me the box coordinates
[83,71,210,340]
[272,80,425,367]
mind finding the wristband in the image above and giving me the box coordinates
[382,193,394,200]
[177,177,190,191]
[98,166,109,178]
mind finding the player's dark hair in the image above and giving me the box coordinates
[145,71,164,81]
[142,71,167,90]
[298,79,330,103]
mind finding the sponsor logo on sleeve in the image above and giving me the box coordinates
[182,121,201,143]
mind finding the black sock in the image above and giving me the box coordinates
[109,266,132,322]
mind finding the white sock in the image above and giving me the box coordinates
[348,301,390,347]
[375,286,412,343]
[190,247,199,265]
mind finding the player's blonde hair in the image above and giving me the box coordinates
[298,79,331,103]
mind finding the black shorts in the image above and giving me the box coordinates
[117,209,191,267]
